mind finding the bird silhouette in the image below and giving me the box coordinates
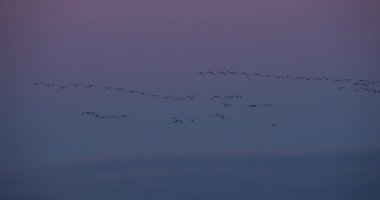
[114,88,125,91]
[211,113,228,119]
[171,117,184,124]
[172,97,184,101]
[187,95,197,100]
[187,117,198,122]
[248,104,272,108]
[81,112,91,115]
[269,123,279,127]
[128,90,139,93]
[59,85,70,90]
[85,84,96,89]
[211,95,221,99]
[241,72,250,76]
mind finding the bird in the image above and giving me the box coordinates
[226,70,237,75]
[59,85,70,90]
[253,73,262,77]
[248,104,272,108]
[44,83,54,87]
[187,95,197,100]
[187,117,198,122]
[171,117,184,124]
[114,88,125,91]
[338,86,346,91]
[241,72,250,76]
[269,123,278,127]
[128,90,139,93]
[81,112,91,115]
[211,114,228,119]
[224,95,234,99]
[172,97,184,101]
[221,103,232,107]
[211,95,221,99]
[120,114,129,119]
[85,84,96,89]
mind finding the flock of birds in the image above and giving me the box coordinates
[196,71,380,94]
[33,81,274,125]
[81,112,130,119]
[171,117,199,124]
[33,71,379,127]
[33,81,199,102]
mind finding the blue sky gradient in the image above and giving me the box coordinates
[1,0,380,199]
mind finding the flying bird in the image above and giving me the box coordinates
[187,95,197,100]
[85,84,96,89]
[269,123,279,127]
[211,114,228,119]
[241,72,250,76]
[114,88,125,91]
[211,95,221,99]
[171,117,184,124]
[187,117,198,122]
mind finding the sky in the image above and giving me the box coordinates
[1,0,380,199]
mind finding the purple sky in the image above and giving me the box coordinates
[1,0,380,199]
